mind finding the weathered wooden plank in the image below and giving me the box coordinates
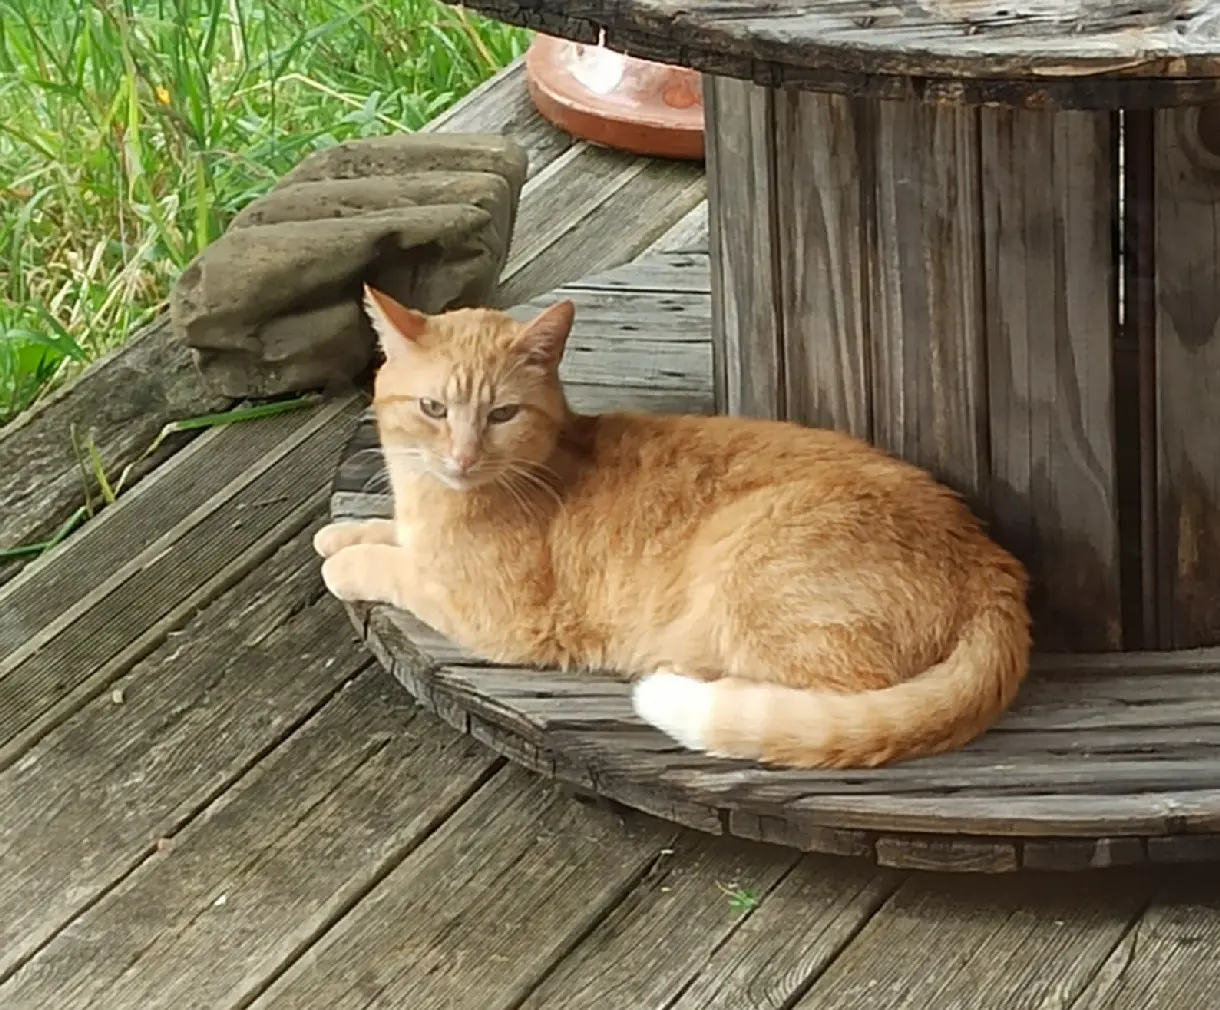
[1154,103,1220,649]
[644,201,709,256]
[869,101,989,504]
[792,871,1158,1010]
[459,1,1220,93]
[1072,875,1220,1010]
[548,737,727,836]
[0,318,229,580]
[428,56,575,176]
[498,149,705,307]
[1147,834,1220,864]
[565,384,712,415]
[0,396,363,765]
[1022,837,1148,871]
[0,531,369,982]
[558,334,710,392]
[774,89,872,440]
[783,791,1220,838]
[981,107,1122,651]
[1121,108,1159,648]
[664,857,899,1010]
[518,834,800,1009]
[728,812,874,859]
[0,671,499,1009]
[334,544,1220,843]
[246,767,677,1010]
[705,75,783,420]
[1031,646,1220,676]
[678,755,1220,801]
[0,402,331,657]
[874,836,1018,873]
[506,287,712,391]
[554,252,711,295]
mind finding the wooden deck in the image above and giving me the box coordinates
[4,60,1220,1009]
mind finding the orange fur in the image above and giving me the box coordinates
[315,287,1032,769]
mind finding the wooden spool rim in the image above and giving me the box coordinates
[459,1,1220,109]
[330,412,1220,874]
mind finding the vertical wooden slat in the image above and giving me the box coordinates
[869,102,989,506]
[1121,109,1158,648]
[703,75,783,420]
[703,73,729,415]
[1154,104,1220,649]
[772,90,873,440]
[980,108,1122,652]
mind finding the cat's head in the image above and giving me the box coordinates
[363,285,574,492]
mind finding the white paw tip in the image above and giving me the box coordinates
[632,672,713,752]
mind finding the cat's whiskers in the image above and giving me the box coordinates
[500,461,564,512]
[497,472,541,520]
[361,470,392,493]
[516,457,564,486]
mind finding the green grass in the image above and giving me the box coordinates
[0,0,530,425]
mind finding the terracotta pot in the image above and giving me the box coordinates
[524,34,704,160]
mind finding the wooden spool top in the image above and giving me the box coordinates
[459,0,1220,109]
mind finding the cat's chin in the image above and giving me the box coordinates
[430,470,492,493]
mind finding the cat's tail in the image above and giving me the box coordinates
[631,601,1030,769]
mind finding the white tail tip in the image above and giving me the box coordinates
[632,671,715,753]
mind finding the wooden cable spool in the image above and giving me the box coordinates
[332,2,1220,871]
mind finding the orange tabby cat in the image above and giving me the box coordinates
[314,286,1031,769]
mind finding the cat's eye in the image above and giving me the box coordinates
[418,398,447,419]
[487,404,521,424]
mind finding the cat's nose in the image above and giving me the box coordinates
[450,452,476,473]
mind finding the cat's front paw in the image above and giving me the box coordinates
[314,519,395,558]
[321,547,374,602]
[314,522,355,558]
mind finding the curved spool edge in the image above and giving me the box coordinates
[458,1,1220,111]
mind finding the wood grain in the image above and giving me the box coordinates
[0,531,368,983]
[518,834,800,1010]
[459,1,1220,110]
[507,283,712,392]
[0,670,499,1009]
[644,201,710,256]
[792,871,1158,1010]
[705,75,783,420]
[869,101,989,505]
[0,396,363,766]
[498,148,705,307]
[774,89,872,440]
[874,836,1018,873]
[0,318,229,585]
[1154,103,1220,648]
[980,106,1122,651]
[666,858,901,1010]
[246,766,676,1010]
[1072,873,1220,1010]
[1022,837,1149,871]
[0,402,341,658]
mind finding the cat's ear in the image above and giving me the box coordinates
[516,299,575,368]
[363,284,426,363]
